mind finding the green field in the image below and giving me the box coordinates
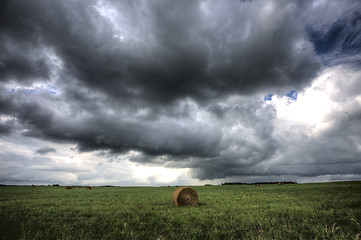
[0,181,360,239]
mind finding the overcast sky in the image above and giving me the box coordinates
[1,0,361,186]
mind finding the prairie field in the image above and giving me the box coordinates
[0,181,360,239]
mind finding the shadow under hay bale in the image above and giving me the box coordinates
[172,186,198,206]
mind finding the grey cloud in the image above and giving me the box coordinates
[0,0,320,105]
[0,152,87,185]
[0,123,11,135]
[0,86,221,158]
[0,92,54,131]
[35,147,56,155]
[0,41,51,83]
[43,110,221,158]
[300,1,361,32]
[151,99,281,179]
[301,1,361,66]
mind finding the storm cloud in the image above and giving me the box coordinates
[35,147,56,155]
[0,0,360,185]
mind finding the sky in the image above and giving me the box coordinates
[0,0,361,186]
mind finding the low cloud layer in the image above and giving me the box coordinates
[0,0,360,185]
[35,147,56,155]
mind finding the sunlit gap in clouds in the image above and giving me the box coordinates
[1,0,361,185]
[2,82,59,96]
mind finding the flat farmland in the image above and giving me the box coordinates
[0,181,360,239]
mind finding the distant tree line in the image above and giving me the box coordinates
[221,181,297,185]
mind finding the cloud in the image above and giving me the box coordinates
[0,0,320,102]
[301,1,361,65]
[0,0,320,146]
[35,147,56,155]
[0,124,11,135]
[0,0,360,184]
[262,65,361,177]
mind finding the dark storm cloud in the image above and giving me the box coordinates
[133,99,280,179]
[301,1,361,66]
[0,0,360,182]
[0,151,89,185]
[35,147,56,155]
[1,0,311,152]
[0,0,320,103]
[1,83,222,157]
[39,107,221,158]
[0,92,54,130]
[0,42,51,83]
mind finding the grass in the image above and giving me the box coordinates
[0,181,360,239]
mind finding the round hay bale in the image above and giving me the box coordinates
[172,186,198,206]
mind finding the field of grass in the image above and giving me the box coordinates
[0,181,360,239]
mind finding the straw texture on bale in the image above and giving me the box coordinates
[172,187,198,206]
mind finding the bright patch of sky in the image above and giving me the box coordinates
[264,67,345,136]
